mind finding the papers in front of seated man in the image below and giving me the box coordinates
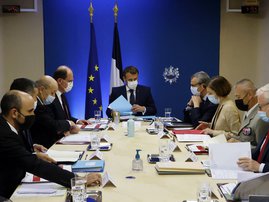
[108,95,132,115]
[13,183,66,197]
[155,162,205,175]
[46,149,83,163]
[203,134,227,148]
[209,142,251,180]
[57,133,92,145]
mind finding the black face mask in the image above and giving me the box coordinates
[235,99,249,111]
[17,112,35,130]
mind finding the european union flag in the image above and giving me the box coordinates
[85,21,102,119]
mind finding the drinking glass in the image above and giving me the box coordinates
[159,139,170,162]
[91,133,100,150]
[197,182,211,202]
[71,176,87,202]
[154,117,164,134]
[94,110,101,123]
[164,108,172,118]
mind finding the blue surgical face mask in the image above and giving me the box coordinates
[208,95,219,104]
[190,86,200,96]
[258,111,269,122]
[44,95,55,105]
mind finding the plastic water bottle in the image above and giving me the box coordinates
[127,117,135,137]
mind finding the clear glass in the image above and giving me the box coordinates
[159,139,171,162]
[91,133,100,150]
[197,182,211,202]
[164,108,172,118]
[71,176,87,202]
[94,110,101,123]
[154,117,164,134]
[113,111,120,125]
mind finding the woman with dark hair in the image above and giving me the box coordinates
[196,76,241,139]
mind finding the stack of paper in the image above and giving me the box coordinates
[173,130,211,142]
[209,142,251,179]
[79,123,108,131]
[57,133,92,145]
[46,149,83,163]
[155,162,205,175]
[72,160,105,172]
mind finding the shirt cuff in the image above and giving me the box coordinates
[142,107,147,115]
[259,163,265,173]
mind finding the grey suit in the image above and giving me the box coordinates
[233,104,269,147]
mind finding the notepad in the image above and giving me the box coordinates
[72,160,105,172]
[46,149,83,163]
[155,162,205,175]
[57,133,92,145]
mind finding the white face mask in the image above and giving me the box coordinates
[208,94,219,104]
[34,101,38,110]
[65,81,73,93]
[190,86,200,96]
[44,95,55,105]
[127,80,138,90]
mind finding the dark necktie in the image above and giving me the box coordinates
[257,131,269,163]
[61,94,71,120]
[129,89,135,105]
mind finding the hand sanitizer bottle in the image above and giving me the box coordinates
[127,117,135,137]
[132,149,143,171]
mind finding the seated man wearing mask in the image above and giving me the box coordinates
[238,83,269,173]
[184,71,218,127]
[0,90,101,199]
[31,75,78,148]
[106,66,157,117]
[229,79,269,147]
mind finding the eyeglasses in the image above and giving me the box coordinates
[258,102,269,110]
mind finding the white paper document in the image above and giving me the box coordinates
[203,134,227,147]
[46,149,83,162]
[58,133,92,144]
[176,134,211,142]
[108,95,132,115]
[209,142,251,179]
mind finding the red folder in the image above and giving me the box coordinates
[172,129,202,135]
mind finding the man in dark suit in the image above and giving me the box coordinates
[0,90,101,199]
[31,75,75,148]
[237,83,269,173]
[49,65,88,135]
[106,66,157,117]
[183,71,218,127]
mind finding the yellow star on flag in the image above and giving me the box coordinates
[88,87,94,94]
[89,75,95,81]
[92,98,97,105]
[99,106,103,111]
[94,65,99,71]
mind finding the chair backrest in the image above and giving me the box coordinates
[249,195,269,202]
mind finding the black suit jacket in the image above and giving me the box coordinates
[31,99,71,148]
[183,97,218,127]
[106,85,157,117]
[252,131,269,172]
[0,116,74,199]
[49,94,78,123]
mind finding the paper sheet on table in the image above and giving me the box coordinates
[46,149,83,162]
[57,133,92,144]
[14,183,66,197]
[108,95,132,115]
[176,134,211,142]
[203,134,227,147]
[209,142,251,179]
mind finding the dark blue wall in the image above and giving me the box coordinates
[43,0,220,119]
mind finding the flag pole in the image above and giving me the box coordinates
[113,2,118,23]
[88,1,94,23]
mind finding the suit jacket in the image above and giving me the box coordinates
[252,131,269,172]
[49,93,77,123]
[106,85,157,117]
[232,104,269,147]
[31,99,71,148]
[20,129,34,153]
[210,97,241,137]
[0,116,74,199]
[183,97,218,127]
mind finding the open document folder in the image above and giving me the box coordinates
[108,95,132,115]
[209,142,251,180]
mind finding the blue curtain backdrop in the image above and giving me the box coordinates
[43,0,220,119]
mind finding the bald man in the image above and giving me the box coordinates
[31,75,78,148]
[0,90,101,198]
[229,79,269,147]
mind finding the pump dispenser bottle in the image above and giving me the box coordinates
[132,149,143,171]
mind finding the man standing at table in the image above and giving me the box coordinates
[229,79,269,147]
[106,65,157,117]
[238,83,269,173]
[183,71,218,127]
[0,90,101,199]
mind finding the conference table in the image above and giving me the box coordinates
[11,120,230,202]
